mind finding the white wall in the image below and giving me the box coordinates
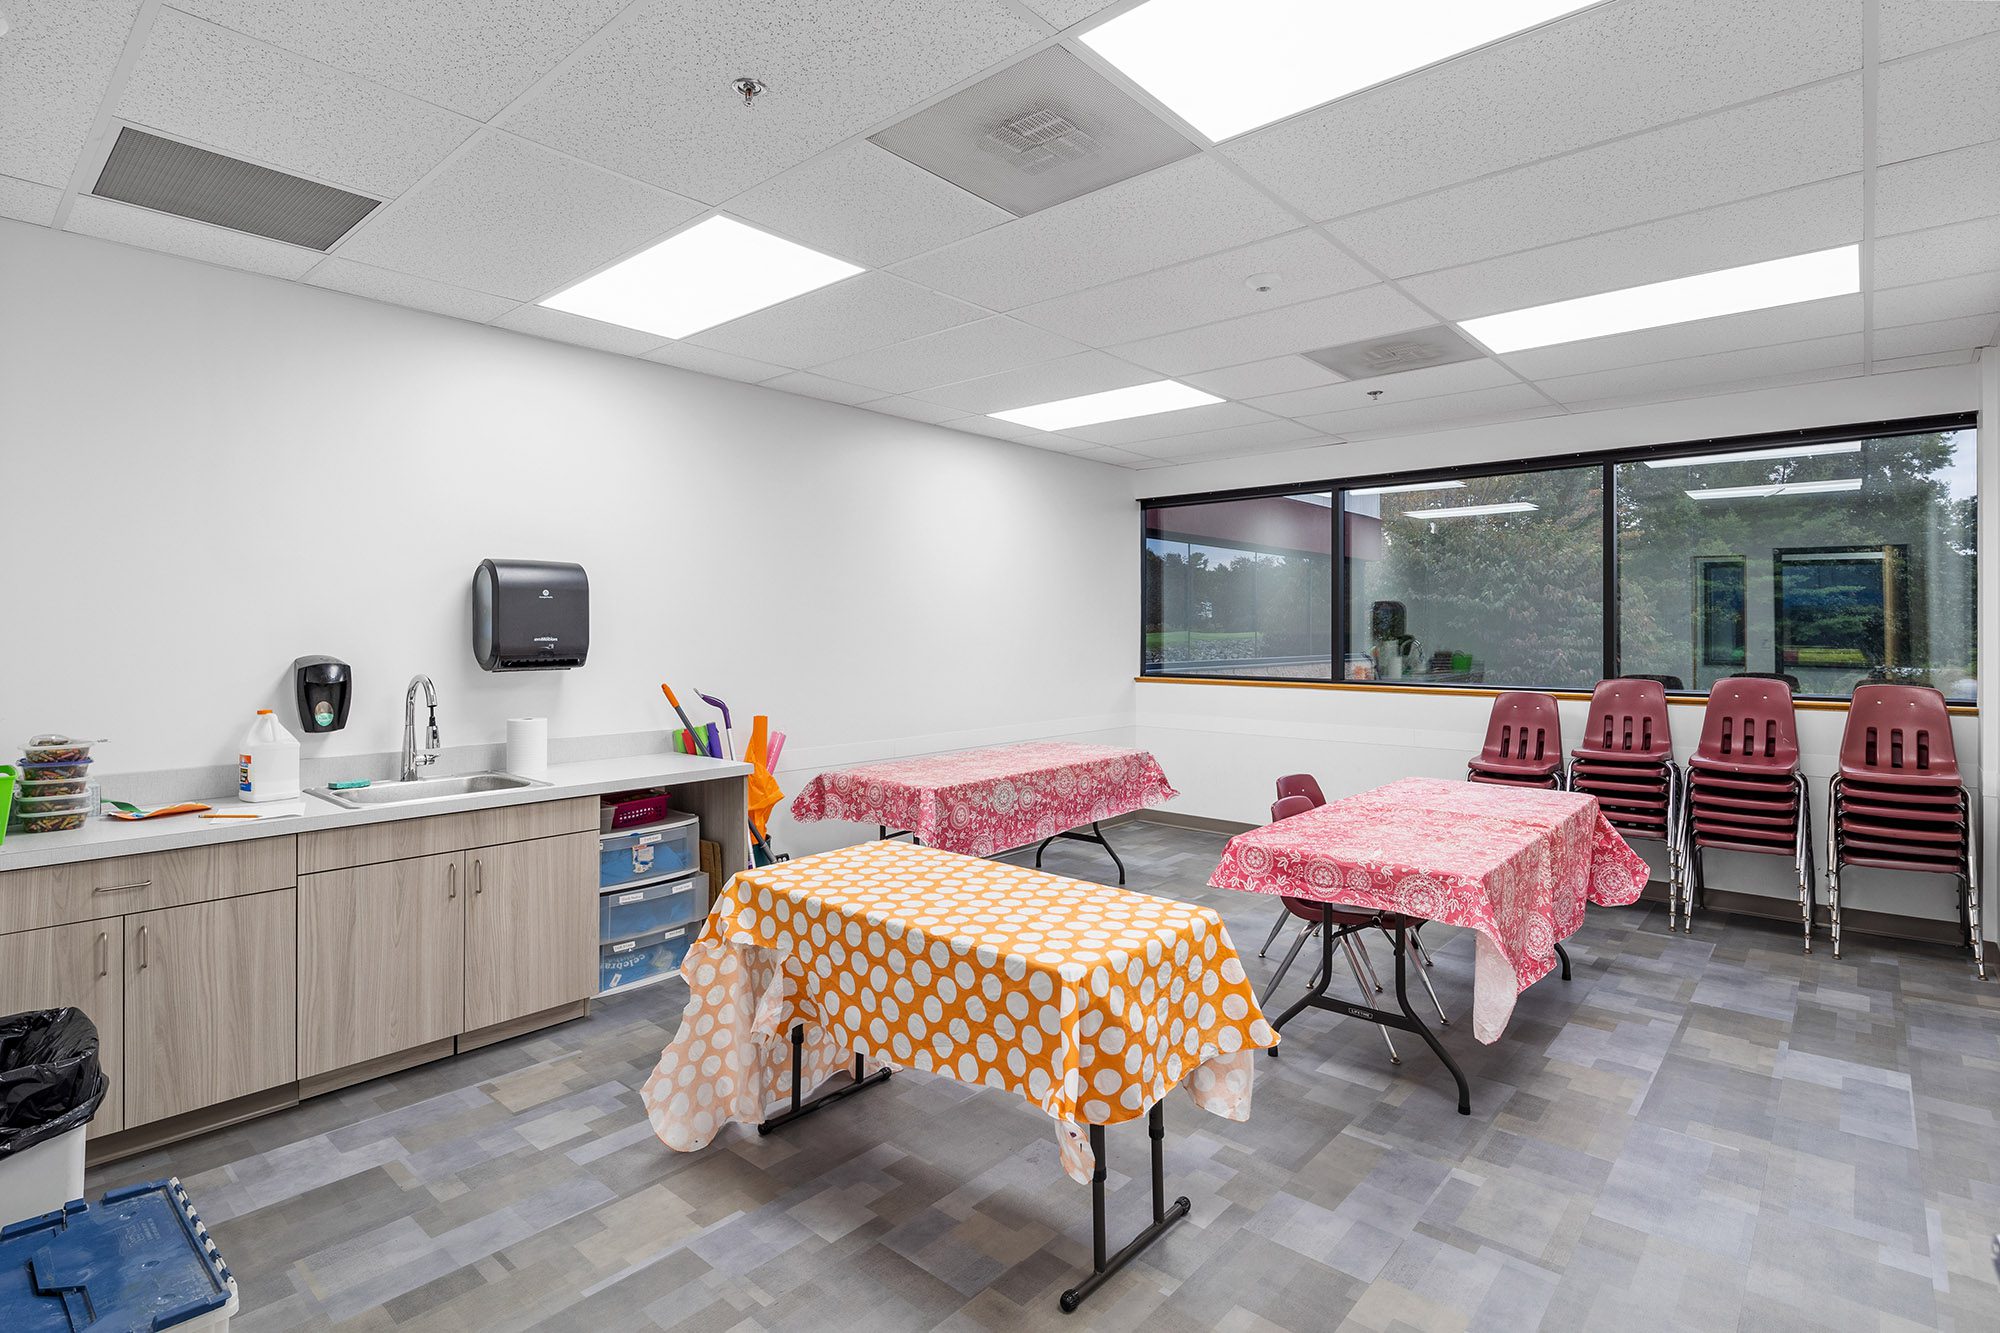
[0,222,1137,851]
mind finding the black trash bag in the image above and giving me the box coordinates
[0,1008,108,1159]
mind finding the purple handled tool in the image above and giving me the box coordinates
[694,689,735,759]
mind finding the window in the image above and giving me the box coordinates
[1139,418,1977,703]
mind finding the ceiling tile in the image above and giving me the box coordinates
[1871,313,2000,360]
[1327,77,1862,277]
[728,142,1009,268]
[64,194,321,277]
[1872,273,2000,330]
[642,342,790,383]
[1181,356,1343,401]
[1872,349,1977,374]
[333,132,703,300]
[0,0,141,187]
[687,271,985,367]
[1872,214,2000,288]
[1878,0,2000,61]
[859,396,970,424]
[1108,417,1321,458]
[911,350,1158,414]
[119,10,480,198]
[1557,362,1865,413]
[0,174,62,226]
[890,155,1299,309]
[1496,294,1863,380]
[499,0,1047,204]
[1012,229,1376,346]
[1295,383,1556,438]
[1110,284,1432,378]
[491,302,668,355]
[1058,401,1277,446]
[1535,333,1864,404]
[811,317,1088,395]
[302,256,516,322]
[1250,358,1520,419]
[1068,445,1158,467]
[1875,139,2000,235]
[763,371,882,405]
[1224,0,1859,221]
[1019,0,1117,29]
[1875,36,2000,166]
[168,0,631,121]
[943,413,1057,441]
[1400,177,1862,320]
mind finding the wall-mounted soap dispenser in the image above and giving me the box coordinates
[292,656,352,733]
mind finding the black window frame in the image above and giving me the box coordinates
[1137,412,1978,702]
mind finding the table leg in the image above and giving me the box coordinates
[1033,821,1129,884]
[1057,1101,1191,1313]
[877,826,921,845]
[1554,941,1571,981]
[756,1026,893,1136]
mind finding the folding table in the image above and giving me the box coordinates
[788,741,1178,882]
[641,838,1275,1312]
[1211,778,1648,1113]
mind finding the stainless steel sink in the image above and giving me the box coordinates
[311,772,548,809]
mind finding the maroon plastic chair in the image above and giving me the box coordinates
[1570,679,1684,925]
[1685,679,1814,949]
[1828,686,1980,976]
[1468,692,1564,788]
[1275,773,1327,807]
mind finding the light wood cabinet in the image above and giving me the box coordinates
[0,837,295,937]
[297,852,464,1080]
[0,922,125,1136]
[298,799,595,874]
[123,891,296,1127]
[464,832,596,1031]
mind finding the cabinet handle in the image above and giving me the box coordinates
[448,862,458,899]
[136,925,149,970]
[94,878,153,895]
[96,931,108,978]
[473,859,484,896]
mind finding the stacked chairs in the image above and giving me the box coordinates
[1828,686,1983,978]
[1467,692,1564,789]
[1685,678,1815,948]
[1569,679,1684,926]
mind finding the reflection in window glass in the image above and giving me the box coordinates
[1615,428,1977,700]
[1143,493,1334,678]
[1342,468,1605,688]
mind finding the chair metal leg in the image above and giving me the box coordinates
[1258,903,1289,959]
[1410,923,1436,969]
[1827,777,1843,959]
[1260,923,1315,1009]
[1341,934,1400,1064]
[1967,797,1986,981]
[1351,934,1385,993]
[1391,928,1448,1023]
[1795,773,1814,954]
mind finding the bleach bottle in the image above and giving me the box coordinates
[240,709,301,802]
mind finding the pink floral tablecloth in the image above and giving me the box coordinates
[1210,778,1648,1042]
[788,742,1178,857]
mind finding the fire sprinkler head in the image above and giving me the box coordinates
[733,77,766,108]
[1245,272,1280,293]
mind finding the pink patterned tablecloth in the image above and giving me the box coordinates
[788,742,1178,856]
[1210,778,1648,1042]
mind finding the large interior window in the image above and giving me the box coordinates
[1138,418,1978,703]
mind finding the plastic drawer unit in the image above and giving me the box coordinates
[599,813,699,889]
[599,871,707,943]
[599,925,695,995]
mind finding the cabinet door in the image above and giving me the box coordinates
[298,853,464,1080]
[124,891,297,1127]
[0,923,125,1136]
[464,833,595,1031]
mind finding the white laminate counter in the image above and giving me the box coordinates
[0,752,753,872]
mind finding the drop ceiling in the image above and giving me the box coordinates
[2,0,1996,470]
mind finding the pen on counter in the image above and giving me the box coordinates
[199,812,262,819]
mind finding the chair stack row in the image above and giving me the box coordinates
[1567,680,1684,926]
[1683,679,1815,950]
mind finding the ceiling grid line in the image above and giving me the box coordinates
[1860,0,1881,375]
[49,0,166,231]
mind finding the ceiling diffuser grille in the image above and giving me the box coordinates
[871,47,1195,217]
[1304,325,1488,380]
[92,127,380,251]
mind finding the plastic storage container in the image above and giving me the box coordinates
[0,1178,238,1331]
[18,776,89,798]
[599,925,694,994]
[15,760,91,782]
[599,813,699,888]
[599,871,706,942]
[599,789,670,833]
[20,736,95,765]
[0,1008,106,1228]
[238,710,300,803]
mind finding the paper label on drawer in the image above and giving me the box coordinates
[613,939,637,953]
[616,890,646,904]
[637,833,662,846]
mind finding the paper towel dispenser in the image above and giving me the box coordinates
[473,559,589,671]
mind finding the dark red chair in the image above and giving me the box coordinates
[1685,679,1814,947]
[1468,692,1564,789]
[1259,776,1328,958]
[1570,679,1684,925]
[1828,685,1981,977]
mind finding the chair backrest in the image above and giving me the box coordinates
[1270,794,1315,823]
[1478,691,1562,766]
[1731,670,1801,691]
[1274,773,1326,807]
[1580,678,1671,756]
[1841,684,1960,780]
[1696,678,1799,768]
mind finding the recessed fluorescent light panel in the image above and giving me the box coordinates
[1080,0,1597,141]
[1644,442,1861,469]
[1348,480,1467,497]
[540,216,862,339]
[1403,502,1539,520]
[1458,246,1860,354]
[1686,479,1863,501]
[991,380,1221,431]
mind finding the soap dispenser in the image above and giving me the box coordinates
[292,656,352,733]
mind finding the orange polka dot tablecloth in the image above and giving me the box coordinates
[641,838,1278,1182]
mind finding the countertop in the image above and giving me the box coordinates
[0,752,753,872]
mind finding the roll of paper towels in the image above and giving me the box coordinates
[507,717,549,780]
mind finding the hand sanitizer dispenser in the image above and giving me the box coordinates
[292,656,352,733]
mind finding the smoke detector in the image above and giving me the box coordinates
[1245,272,1280,293]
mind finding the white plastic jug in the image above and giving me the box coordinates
[239,709,301,802]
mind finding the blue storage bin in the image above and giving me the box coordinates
[599,813,699,889]
[599,871,706,942]
[599,925,694,994]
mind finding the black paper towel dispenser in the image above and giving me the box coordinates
[473,559,589,671]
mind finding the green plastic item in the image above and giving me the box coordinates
[0,764,15,846]
[326,779,372,790]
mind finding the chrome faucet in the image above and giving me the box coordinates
[401,674,440,781]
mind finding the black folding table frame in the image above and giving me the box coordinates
[877,820,1132,885]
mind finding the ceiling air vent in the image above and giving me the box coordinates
[1303,325,1487,380]
[91,127,380,251]
[871,47,1195,217]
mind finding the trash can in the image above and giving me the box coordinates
[0,1009,108,1228]
[0,1177,238,1330]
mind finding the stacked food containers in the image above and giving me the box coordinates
[9,735,97,834]
[596,795,705,995]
